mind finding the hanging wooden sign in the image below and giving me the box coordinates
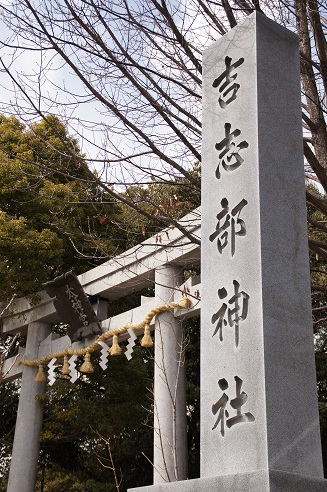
[44,271,99,341]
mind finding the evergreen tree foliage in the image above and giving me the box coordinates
[0,114,121,299]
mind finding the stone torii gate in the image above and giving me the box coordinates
[2,11,327,492]
[2,209,201,492]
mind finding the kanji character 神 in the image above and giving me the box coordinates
[211,280,249,346]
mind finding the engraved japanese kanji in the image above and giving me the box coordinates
[209,197,248,256]
[211,280,249,347]
[212,376,255,436]
[215,123,249,179]
[212,56,244,108]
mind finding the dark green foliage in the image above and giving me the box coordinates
[0,381,19,473]
[36,346,154,492]
[0,114,121,300]
[185,317,200,479]
[307,186,327,476]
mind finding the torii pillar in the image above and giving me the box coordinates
[7,321,51,492]
[153,266,187,483]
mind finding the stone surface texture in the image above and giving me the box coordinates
[201,10,323,481]
[129,470,327,492]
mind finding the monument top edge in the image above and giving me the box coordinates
[202,11,298,55]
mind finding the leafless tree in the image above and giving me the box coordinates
[0,1,326,252]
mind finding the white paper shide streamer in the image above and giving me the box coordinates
[48,358,57,386]
[125,328,137,361]
[69,355,78,383]
[98,341,109,370]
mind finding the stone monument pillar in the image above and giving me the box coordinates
[200,11,325,491]
[7,321,52,492]
[129,12,326,492]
